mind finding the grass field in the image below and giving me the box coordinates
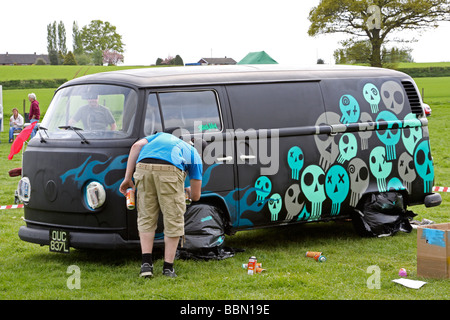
[0,65,150,81]
[0,67,449,302]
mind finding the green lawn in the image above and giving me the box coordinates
[0,65,150,81]
[0,74,449,301]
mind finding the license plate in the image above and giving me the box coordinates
[49,229,70,253]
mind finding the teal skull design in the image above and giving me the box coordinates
[301,165,326,220]
[363,83,381,113]
[402,113,422,155]
[339,94,360,124]
[268,193,282,221]
[376,111,402,161]
[287,146,304,180]
[255,176,272,202]
[325,164,350,216]
[414,140,434,193]
[337,133,357,164]
[369,146,393,192]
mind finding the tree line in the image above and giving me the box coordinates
[47,20,125,66]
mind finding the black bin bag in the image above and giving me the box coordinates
[176,204,240,260]
[352,193,416,237]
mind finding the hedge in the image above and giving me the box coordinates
[1,79,68,90]
[396,66,450,78]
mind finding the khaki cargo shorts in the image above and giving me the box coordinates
[133,163,186,237]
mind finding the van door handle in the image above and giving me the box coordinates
[216,156,233,162]
[240,155,256,161]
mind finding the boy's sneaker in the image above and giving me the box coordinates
[139,263,153,278]
[162,268,177,278]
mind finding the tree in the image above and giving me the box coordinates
[334,40,413,65]
[47,22,58,65]
[63,51,77,65]
[57,21,67,56]
[308,0,450,67]
[103,50,124,66]
[81,20,125,54]
[72,21,84,55]
[47,21,68,65]
[172,55,184,66]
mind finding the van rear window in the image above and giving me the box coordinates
[145,90,222,135]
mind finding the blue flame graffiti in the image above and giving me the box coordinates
[60,155,128,196]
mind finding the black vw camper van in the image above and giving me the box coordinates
[18,65,441,251]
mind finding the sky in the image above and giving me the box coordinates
[1,0,449,66]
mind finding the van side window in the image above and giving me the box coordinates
[226,82,324,130]
[156,90,222,133]
[144,93,163,136]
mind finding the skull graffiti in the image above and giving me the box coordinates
[414,140,434,193]
[301,165,326,220]
[376,110,402,161]
[287,146,304,180]
[363,83,381,113]
[358,112,374,150]
[369,146,392,192]
[314,112,340,171]
[325,164,350,216]
[268,193,282,222]
[398,151,416,194]
[339,94,360,124]
[337,133,357,164]
[387,177,405,192]
[284,184,305,220]
[402,113,422,155]
[381,80,405,114]
[254,176,272,202]
[348,157,370,207]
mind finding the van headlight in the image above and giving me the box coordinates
[18,177,31,203]
[85,181,106,210]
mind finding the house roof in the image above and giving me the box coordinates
[0,53,50,65]
[198,57,237,65]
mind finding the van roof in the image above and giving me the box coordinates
[61,64,410,89]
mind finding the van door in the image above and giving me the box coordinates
[226,81,327,228]
[144,87,236,194]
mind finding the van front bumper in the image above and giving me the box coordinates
[18,226,140,250]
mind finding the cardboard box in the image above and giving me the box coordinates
[417,223,450,278]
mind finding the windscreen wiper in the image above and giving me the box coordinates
[58,126,89,144]
[37,126,49,143]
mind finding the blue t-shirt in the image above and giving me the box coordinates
[137,132,203,181]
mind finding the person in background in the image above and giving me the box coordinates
[119,130,203,278]
[0,103,3,143]
[9,108,24,143]
[28,93,40,139]
[68,95,117,131]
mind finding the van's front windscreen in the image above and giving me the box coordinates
[41,84,138,140]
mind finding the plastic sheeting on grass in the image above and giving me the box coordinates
[352,192,416,237]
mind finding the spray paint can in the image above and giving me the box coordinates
[306,251,326,262]
[126,188,135,210]
[306,251,322,258]
[247,256,257,275]
[242,262,262,269]
[314,254,327,262]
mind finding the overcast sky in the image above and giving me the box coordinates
[2,0,449,65]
